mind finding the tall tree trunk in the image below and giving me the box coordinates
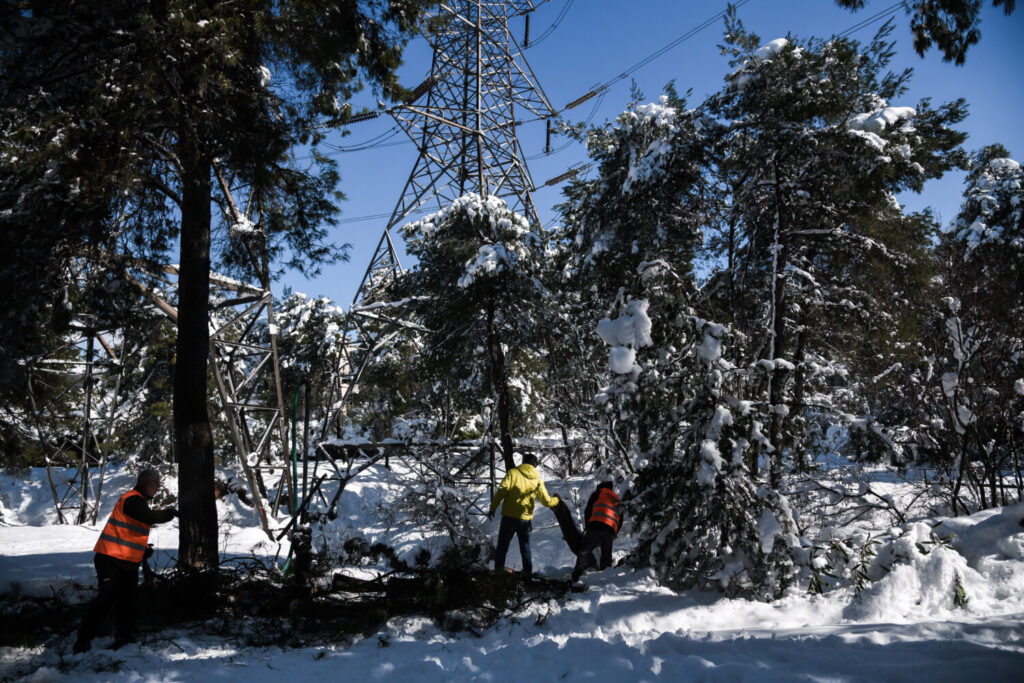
[789,325,808,471]
[487,302,515,471]
[175,119,218,570]
[767,160,790,490]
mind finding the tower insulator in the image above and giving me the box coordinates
[407,75,440,104]
[348,111,381,124]
[565,86,605,110]
[544,167,580,186]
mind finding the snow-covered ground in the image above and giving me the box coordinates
[2,464,1024,681]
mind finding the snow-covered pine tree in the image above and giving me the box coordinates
[920,145,1024,511]
[623,315,799,599]
[703,19,966,483]
[389,195,549,472]
[551,84,798,597]
[273,292,348,428]
[553,87,715,464]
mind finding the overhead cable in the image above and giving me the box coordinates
[595,0,751,92]
[526,0,575,48]
[837,0,908,38]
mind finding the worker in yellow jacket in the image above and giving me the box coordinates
[488,453,559,578]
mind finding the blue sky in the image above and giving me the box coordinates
[283,0,1024,306]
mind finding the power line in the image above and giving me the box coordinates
[837,0,908,37]
[336,204,434,225]
[537,0,910,162]
[530,0,752,159]
[597,0,752,92]
[526,0,575,48]
[323,126,404,153]
[526,86,606,160]
[310,2,755,163]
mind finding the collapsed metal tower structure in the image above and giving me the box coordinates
[26,322,126,525]
[133,264,293,535]
[27,262,294,534]
[321,0,557,438]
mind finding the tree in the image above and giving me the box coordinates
[550,83,801,596]
[920,145,1023,511]
[1,0,428,568]
[703,20,966,482]
[391,194,548,471]
[553,87,714,463]
[623,316,800,598]
[273,291,348,422]
[835,0,1016,64]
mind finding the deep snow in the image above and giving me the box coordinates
[2,464,1023,681]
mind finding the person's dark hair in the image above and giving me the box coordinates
[136,468,160,489]
[521,452,539,467]
[598,480,614,489]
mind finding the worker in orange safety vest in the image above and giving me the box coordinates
[73,468,177,653]
[571,481,623,582]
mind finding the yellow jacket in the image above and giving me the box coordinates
[489,464,559,520]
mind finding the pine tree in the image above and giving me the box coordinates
[703,19,966,483]
[553,87,714,462]
[390,194,549,471]
[921,145,1024,511]
[550,80,802,596]
[834,0,1016,64]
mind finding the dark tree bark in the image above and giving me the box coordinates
[174,116,218,570]
[768,166,791,490]
[487,302,515,471]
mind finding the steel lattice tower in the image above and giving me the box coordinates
[321,1,555,436]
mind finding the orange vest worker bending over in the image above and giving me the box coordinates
[74,468,177,653]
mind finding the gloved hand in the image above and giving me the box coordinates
[144,544,154,560]
[487,509,495,521]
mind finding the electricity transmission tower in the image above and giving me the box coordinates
[321,0,557,437]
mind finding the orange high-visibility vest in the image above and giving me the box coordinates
[588,488,621,533]
[94,490,151,563]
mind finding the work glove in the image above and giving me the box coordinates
[487,509,495,521]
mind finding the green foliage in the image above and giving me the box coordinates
[953,575,969,608]
[552,19,976,596]
[851,536,880,595]
[0,0,428,390]
[910,145,1024,510]
[834,0,1017,64]
[386,194,550,452]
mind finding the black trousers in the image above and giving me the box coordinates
[572,523,615,580]
[76,553,140,644]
